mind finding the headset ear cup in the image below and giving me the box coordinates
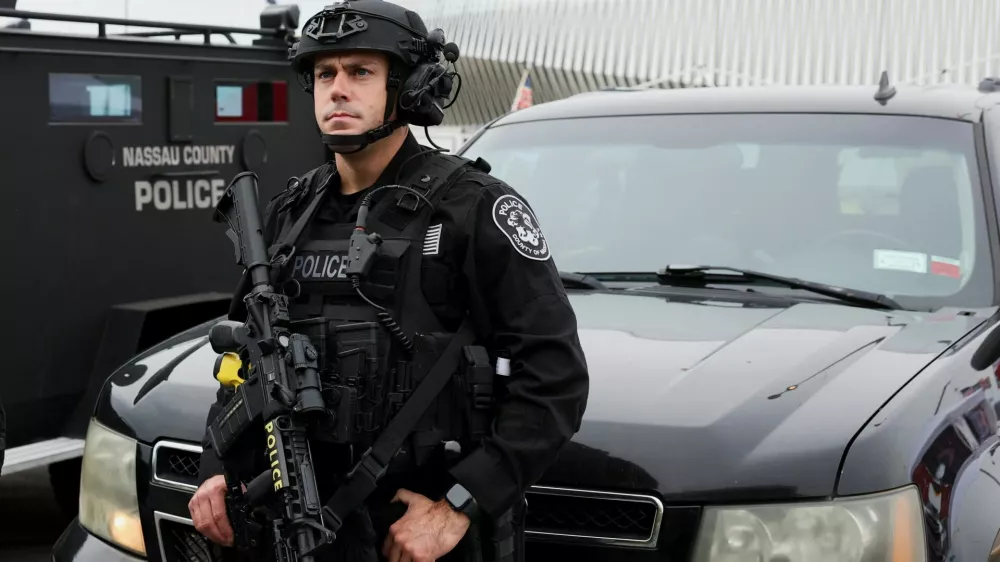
[397,63,447,127]
[300,72,314,94]
[433,72,453,100]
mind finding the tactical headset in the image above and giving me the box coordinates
[287,0,461,154]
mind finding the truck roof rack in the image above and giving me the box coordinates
[0,5,299,46]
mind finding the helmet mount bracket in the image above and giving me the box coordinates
[303,12,368,42]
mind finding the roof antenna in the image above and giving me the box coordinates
[874,70,896,105]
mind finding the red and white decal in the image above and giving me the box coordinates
[930,256,961,279]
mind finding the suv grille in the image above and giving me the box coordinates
[155,512,219,562]
[153,441,203,492]
[524,486,664,549]
[147,443,680,551]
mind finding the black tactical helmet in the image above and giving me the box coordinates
[289,0,460,153]
[290,0,431,75]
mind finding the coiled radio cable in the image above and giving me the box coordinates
[345,184,434,355]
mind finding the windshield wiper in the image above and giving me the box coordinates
[656,265,903,310]
[559,271,608,290]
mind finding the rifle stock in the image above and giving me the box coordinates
[207,172,335,562]
[214,171,272,291]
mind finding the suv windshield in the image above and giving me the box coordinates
[460,112,995,310]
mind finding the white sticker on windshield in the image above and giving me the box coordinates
[874,250,928,274]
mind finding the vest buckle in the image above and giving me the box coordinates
[396,182,431,213]
[396,192,420,212]
[463,345,494,439]
[271,244,297,266]
[347,447,389,483]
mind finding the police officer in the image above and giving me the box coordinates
[189,1,589,561]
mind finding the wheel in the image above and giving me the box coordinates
[48,457,82,521]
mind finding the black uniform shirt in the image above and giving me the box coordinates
[200,132,590,521]
[310,131,426,228]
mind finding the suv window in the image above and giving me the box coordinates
[461,112,993,310]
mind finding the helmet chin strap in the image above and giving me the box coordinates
[321,120,406,154]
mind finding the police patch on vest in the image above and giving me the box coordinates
[492,194,550,261]
[292,251,350,280]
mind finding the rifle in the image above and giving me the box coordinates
[206,171,335,562]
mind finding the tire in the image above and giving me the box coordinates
[49,458,83,521]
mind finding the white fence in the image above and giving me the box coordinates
[402,0,1000,126]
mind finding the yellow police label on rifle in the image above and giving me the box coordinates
[264,421,285,492]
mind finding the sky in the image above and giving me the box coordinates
[2,0,414,39]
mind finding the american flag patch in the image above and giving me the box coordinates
[423,224,443,255]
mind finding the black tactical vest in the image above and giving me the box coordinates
[265,153,495,472]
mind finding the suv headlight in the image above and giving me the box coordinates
[79,419,146,557]
[691,486,925,562]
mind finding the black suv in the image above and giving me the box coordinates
[54,79,1000,562]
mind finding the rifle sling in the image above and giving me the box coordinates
[321,319,476,533]
[269,175,332,262]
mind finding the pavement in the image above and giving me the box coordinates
[0,466,71,562]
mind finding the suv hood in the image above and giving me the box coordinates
[93,291,991,502]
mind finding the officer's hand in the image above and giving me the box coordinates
[382,488,471,562]
[188,474,234,547]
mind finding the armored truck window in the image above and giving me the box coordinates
[49,74,142,123]
[214,81,288,123]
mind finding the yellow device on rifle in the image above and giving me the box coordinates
[214,352,246,388]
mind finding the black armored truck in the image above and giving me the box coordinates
[0,1,322,514]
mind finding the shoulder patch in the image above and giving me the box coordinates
[492,194,550,261]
